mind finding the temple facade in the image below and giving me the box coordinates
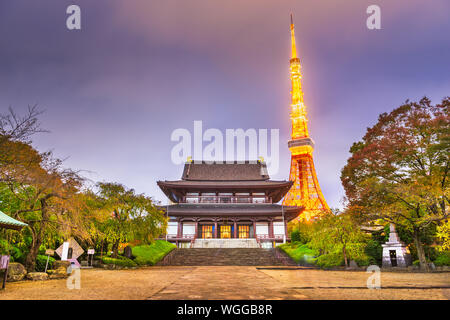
[157,161,304,248]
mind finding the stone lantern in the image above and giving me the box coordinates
[382,224,412,268]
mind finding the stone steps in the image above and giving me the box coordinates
[192,238,259,248]
[157,248,297,266]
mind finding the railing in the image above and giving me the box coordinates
[189,235,197,248]
[182,196,272,204]
[256,234,285,240]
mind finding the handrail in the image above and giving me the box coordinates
[190,235,197,248]
[182,196,272,204]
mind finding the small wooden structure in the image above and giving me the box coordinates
[0,210,27,289]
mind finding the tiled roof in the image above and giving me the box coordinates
[182,161,269,181]
[0,210,27,231]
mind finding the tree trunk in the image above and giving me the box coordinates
[343,246,348,267]
[111,240,120,258]
[413,227,429,271]
[25,229,42,272]
[24,199,48,272]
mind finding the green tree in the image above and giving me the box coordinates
[94,182,167,258]
[308,211,369,267]
[341,97,449,270]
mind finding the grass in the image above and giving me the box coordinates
[132,240,176,266]
[102,256,137,267]
[278,242,316,265]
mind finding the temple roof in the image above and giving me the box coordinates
[157,180,293,203]
[182,161,269,181]
[157,160,294,203]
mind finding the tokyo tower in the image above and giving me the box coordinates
[282,14,329,220]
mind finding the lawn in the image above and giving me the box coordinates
[278,242,316,265]
[132,240,176,266]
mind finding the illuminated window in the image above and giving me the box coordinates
[220,225,231,239]
[202,225,213,239]
[238,225,250,238]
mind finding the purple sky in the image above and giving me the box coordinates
[1,0,449,208]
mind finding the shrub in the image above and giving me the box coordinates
[132,240,176,266]
[278,242,315,265]
[36,254,55,272]
[315,252,344,269]
[364,239,383,265]
[290,230,302,243]
[0,240,24,262]
[102,256,137,267]
[434,251,450,266]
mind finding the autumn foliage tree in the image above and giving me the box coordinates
[341,97,449,270]
[0,106,87,271]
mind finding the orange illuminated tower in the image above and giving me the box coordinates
[282,14,329,220]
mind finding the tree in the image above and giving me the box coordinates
[341,97,449,270]
[436,220,450,252]
[0,138,86,271]
[0,105,44,146]
[308,211,369,267]
[94,182,167,258]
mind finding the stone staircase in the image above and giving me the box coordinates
[157,248,297,266]
[191,238,259,248]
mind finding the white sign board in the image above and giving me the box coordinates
[87,249,95,255]
[61,242,69,261]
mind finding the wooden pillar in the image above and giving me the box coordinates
[177,220,183,238]
[214,221,218,238]
[194,220,198,238]
[284,220,288,239]
[233,220,237,238]
[253,220,256,238]
[269,219,274,239]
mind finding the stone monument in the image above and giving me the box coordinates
[55,237,84,268]
[382,224,412,268]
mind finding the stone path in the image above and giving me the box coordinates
[0,266,448,300]
[149,266,307,300]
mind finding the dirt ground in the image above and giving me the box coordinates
[0,266,448,300]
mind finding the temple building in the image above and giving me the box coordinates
[157,161,304,248]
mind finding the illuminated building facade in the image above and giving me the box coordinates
[158,161,303,248]
[282,15,330,220]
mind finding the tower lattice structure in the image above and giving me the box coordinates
[282,14,329,221]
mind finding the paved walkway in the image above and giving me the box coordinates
[0,266,448,300]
